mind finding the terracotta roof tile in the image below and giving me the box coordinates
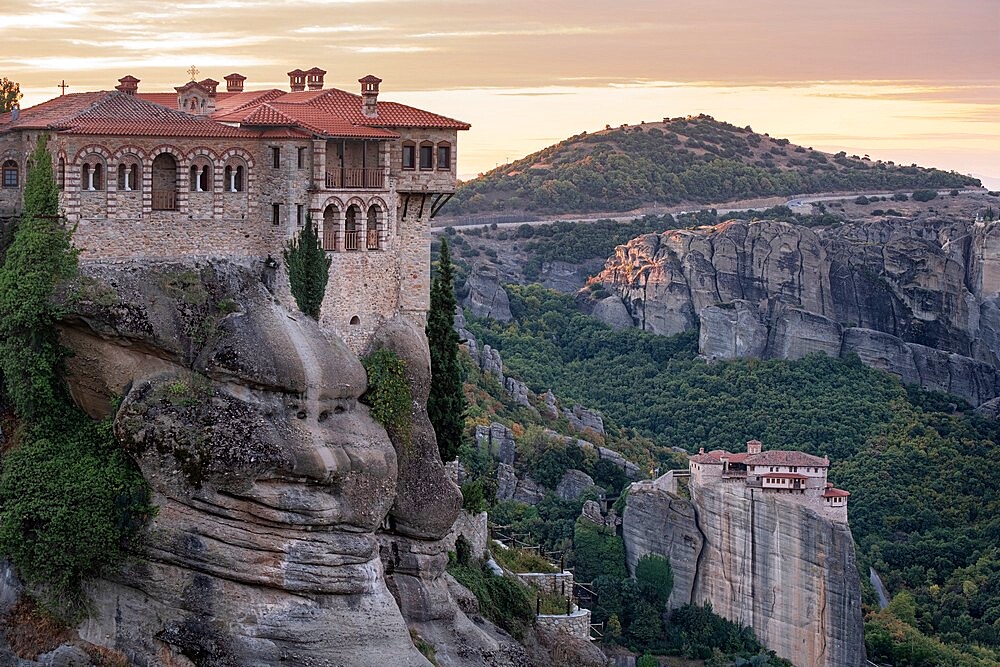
[746,450,829,468]
[762,472,809,480]
[822,487,851,498]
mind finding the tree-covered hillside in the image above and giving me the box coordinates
[449,115,979,215]
[465,284,1000,665]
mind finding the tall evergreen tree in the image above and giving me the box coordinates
[282,215,331,319]
[426,237,465,461]
[0,134,77,419]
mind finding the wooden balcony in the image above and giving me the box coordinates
[325,168,385,190]
[344,230,360,251]
[151,190,177,211]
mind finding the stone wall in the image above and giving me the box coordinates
[441,510,489,562]
[516,571,574,597]
[392,128,459,193]
[534,608,591,641]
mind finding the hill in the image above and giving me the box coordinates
[448,115,980,216]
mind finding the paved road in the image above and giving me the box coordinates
[431,188,985,234]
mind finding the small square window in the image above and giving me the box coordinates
[272,203,280,225]
[271,147,280,168]
[402,145,415,170]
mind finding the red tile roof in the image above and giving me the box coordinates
[762,472,809,480]
[691,447,829,468]
[822,487,850,498]
[0,91,260,138]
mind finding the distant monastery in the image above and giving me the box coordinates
[689,439,850,520]
[0,68,469,351]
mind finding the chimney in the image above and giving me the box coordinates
[225,73,246,93]
[288,69,306,92]
[747,439,762,455]
[116,75,140,95]
[306,67,326,90]
[198,79,219,95]
[359,75,381,118]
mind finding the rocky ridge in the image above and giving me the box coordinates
[593,215,1000,405]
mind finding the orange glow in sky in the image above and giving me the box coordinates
[5,0,1000,186]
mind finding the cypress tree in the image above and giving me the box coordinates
[282,215,331,319]
[0,134,77,419]
[426,237,465,461]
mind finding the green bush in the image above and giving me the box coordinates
[912,189,938,202]
[492,545,558,574]
[636,653,658,667]
[447,562,534,638]
[361,349,413,445]
[572,518,627,582]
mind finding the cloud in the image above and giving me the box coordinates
[409,26,604,38]
[347,45,438,53]
[8,54,274,71]
[291,23,389,34]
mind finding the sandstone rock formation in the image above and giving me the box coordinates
[555,469,599,501]
[464,266,512,322]
[623,479,865,667]
[476,422,517,465]
[594,216,1000,404]
[46,259,517,667]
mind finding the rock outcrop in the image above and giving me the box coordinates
[623,479,865,667]
[594,217,1000,404]
[48,259,515,667]
[464,266,512,322]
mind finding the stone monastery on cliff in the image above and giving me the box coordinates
[689,439,851,520]
[0,68,469,351]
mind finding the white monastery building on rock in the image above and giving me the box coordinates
[689,439,851,520]
[0,68,470,351]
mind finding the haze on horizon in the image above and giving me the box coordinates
[4,0,999,186]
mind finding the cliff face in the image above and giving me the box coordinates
[623,481,865,667]
[51,260,517,667]
[594,216,1000,404]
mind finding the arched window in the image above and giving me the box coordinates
[81,158,104,191]
[189,162,211,192]
[117,161,140,191]
[151,153,179,210]
[1,160,17,188]
[322,205,340,251]
[58,158,65,190]
[224,161,246,192]
[345,204,361,251]
[366,205,383,250]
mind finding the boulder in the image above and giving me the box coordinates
[541,391,560,419]
[476,422,517,465]
[495,463,518,501]
[563,404,604,435]
[503,377,531,408]
[512,476,546,506]
[480,345,504,381]
[591,296,634,330]
[555,469,598,501]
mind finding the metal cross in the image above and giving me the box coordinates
[187,65,200,81]
[58,80,69,95]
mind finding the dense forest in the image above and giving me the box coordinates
[447,115,979,215]
[463,284,1000,665]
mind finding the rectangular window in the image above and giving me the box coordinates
[271,146,280,168]
[297,147,306,169]
[297,204,304,226]
[436,145,451,171]
[272,203,280,225]
[402,145,415,170]
[419,145,433,170]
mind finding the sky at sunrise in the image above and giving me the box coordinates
[4,0,999,186]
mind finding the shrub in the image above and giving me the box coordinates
[853,195,870,205]
[282,216,331,319]
[891,192,909,201]
[361,349,413,445]
[911,189,938,202]
[572,518,627,581]
[447,562,534,638]
[492,545,558,574]
[636,654,659,667]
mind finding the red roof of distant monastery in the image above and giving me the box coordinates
[822,487,851,498]
[690,448,829,468]
[0,80,470,139]
[763,472,809,480]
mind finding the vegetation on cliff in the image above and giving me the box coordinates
[427,237,466,461]
[282,215,331,319]
[449,115,979,215]
[464,283,1000,662]
[361,349,413,446]
[0,136,151,615]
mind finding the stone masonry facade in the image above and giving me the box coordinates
[0,70,469,354]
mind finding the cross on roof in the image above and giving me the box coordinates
[187,65,200,81]
[58,80,69,95]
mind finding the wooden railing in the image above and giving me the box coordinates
[325,168,385,189]
[322,227,338,251]
[151,190,177,211]
[367,229,379,250]
[344,230,360,251]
